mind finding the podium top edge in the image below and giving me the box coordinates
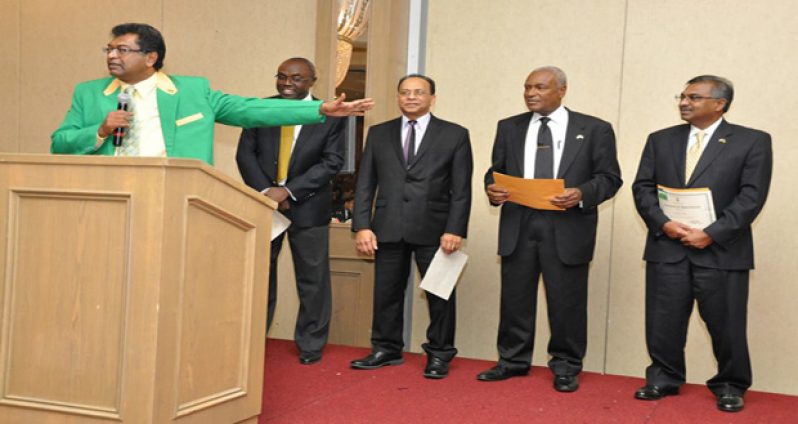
[0,153,277,210]
[0,153,204,169]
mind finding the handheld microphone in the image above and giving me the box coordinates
[113,92,131,147]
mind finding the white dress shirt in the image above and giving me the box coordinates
[523,106,569,179]
[401,113,432,155]
[121,73,166,157]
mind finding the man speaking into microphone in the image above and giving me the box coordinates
[51,23,373,165]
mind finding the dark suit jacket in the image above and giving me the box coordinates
[353,114,473,245]
[484,109,622,264]
[236,96,345,228]
[632,120,772,270]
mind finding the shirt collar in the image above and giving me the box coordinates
[690,117,723,139]
[120,72,158,97]
[103,71,177,96]
[532,105,567,125]
[402,113,431,128]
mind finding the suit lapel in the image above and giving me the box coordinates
[289,96,321,171]
[670,125,691,186]
[687,120,730,186]
[157,88,178,154]
[155,73,179,154]
[289,123,317,170]
[557,109,586,178]
[512,113,533,175]
[101,83,120,116]
[408,115,439,169]
[390,118,405,167]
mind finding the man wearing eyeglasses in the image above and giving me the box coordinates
[350,74,473,379]
[632,75,772,412]
[236,58,345,365]
[51,23,372,165]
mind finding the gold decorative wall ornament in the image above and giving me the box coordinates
[336,0,370,87]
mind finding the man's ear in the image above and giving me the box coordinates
[145,51,158,68]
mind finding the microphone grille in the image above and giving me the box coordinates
[117,92,131,106]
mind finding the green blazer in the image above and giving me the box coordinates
[51,72,325,164]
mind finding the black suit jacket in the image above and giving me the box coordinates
[484,109,622,264]
[632,120,772,270]
[236,96,345,228]
[353,114,473,245]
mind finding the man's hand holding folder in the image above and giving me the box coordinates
[490,172,575,210]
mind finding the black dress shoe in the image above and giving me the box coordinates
[299,351,322,365]
[634,384,679,400]
[553,375,579,392]
[423,357,449,379]
[350,351,404,370]
[476,365,529,382]
[717,393,744,412]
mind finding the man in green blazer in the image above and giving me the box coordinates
[51,23,371,165]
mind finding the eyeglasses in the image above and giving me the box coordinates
[675,94,719,102]
[398,89,429,97]
[275,74,311,84]
[102,46,146,55]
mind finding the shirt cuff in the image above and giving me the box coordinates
[95,133,106,151]
[263,186,297,201]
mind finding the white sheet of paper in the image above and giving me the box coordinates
[271,211,291,241]
[419,248,468,300]
[657,185,716,229]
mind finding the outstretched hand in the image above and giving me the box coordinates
[320,92,375,117]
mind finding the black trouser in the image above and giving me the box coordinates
[371,240,457,362]
[644,259,751,396]
[268,224,332,354]
[497,209,588,376]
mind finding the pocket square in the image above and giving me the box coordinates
[576,134,584,140]
[176,112,204,126]
[719,138,727,144]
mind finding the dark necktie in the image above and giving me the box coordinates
[534,116,554,179]
[404,120,417,166]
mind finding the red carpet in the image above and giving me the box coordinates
[259,339,796,423]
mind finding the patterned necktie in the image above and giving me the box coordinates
[685,130,705,183]
[534,117,554,179]
[403,120,417,166]
[118,86,140,156]
[277,126,294,182]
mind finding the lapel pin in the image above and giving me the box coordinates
[576,134,584,140]
[719,138,727,144]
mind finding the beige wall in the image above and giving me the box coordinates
[0,0,318,178]
[424,0,797,395]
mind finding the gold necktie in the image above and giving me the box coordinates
[685,130,705,183]
[277,126,294,182]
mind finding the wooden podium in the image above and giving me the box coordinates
[0,154,273,424]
